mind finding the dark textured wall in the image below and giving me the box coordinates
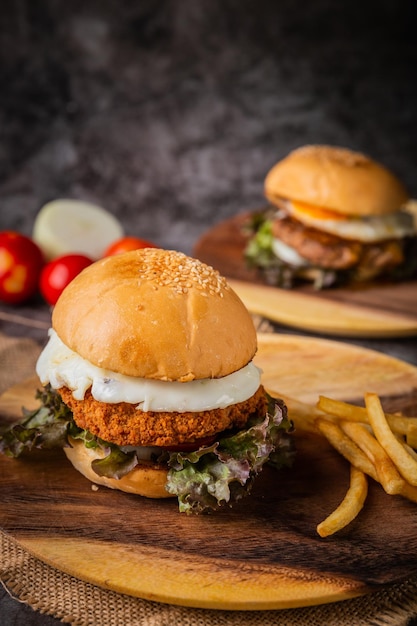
[1,0,416,253]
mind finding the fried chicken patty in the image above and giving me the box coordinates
[271,214,404,271]
[58,385,268,448]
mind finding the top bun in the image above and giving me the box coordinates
[52,248,257,382]
[264,145,409,217]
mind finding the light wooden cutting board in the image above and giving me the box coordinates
[1,334,417,610]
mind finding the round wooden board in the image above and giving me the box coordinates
[193,212,417,338]
[1,334,417,610]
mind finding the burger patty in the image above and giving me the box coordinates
[58,385,268,448]
[271,214,404,271]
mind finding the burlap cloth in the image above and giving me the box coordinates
[1,330,417,626]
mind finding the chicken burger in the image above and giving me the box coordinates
[1,248,293,513]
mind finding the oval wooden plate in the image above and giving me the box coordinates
[193,212,417,338]
[1,334,417,610]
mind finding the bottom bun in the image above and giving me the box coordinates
[64,437,174,499]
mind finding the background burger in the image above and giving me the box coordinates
[0,248,293,513]
[245,145,417,289]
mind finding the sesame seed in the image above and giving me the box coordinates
[133,249,229,296]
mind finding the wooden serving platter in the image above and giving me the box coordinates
[1,334,417,610]
[193,213,417,338]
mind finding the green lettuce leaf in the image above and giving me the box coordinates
[92,447,140,479]
[67,419,140,479]
[165,395,294,514]
[0,386,295,515]
[244,214,277,270]
[0,385,73,457]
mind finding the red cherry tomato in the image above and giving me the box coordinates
[104,236,158,256]
[0,231,44,304]
[40,254,93,305]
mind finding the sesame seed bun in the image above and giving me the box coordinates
[265,145,409,217]
[52,248,257,381]
[64,437,173,498]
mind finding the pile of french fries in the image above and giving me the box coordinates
[294,392,417,537]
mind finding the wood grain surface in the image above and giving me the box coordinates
[1,334,417,610]
[193,212,417,338]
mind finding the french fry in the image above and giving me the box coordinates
[339,420,404,495]
[398,481,417,504]
[365,393,417,487]
[315,418,378,481]
[403,442,417,462]
[406,422,417,450]
[313,391,417,532]
[396,445,417,502]
[317,395,417,437]
[317,396,369,422]
[338,419,417,504]
[317,465,368,537]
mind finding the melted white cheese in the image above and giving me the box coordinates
[36,329,262,413]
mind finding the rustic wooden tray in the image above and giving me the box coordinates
[1,334,417,610]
